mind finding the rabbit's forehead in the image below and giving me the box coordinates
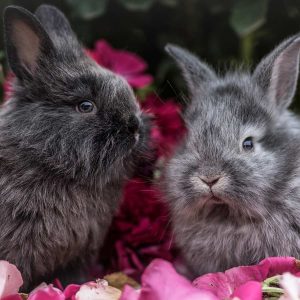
[47,61,138,110]
[187,98,269,151]
[191,78,269,130]
[194,99,268,130]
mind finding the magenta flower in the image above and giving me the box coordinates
[2,296,23,300]
[141,94,186,157]
[231,281,262,300]
[27,281,122,300]
[119,257,300,300]
[103,178,175,280]
[87,40,153,88]
[63,284,80,299]
[193,257,299,299]
[28,285,65,300]
[3,72,14,101]
[120,259,218,300]
[0,261,23,299]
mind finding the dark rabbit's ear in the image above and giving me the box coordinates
[4,6,55,79]
[253,34,300,111]
[35,5,81,51]
[165,44,216,93]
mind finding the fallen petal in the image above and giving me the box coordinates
[231,281,262,300]
[194,257,299,298]
[2,295,23,300]
[64,284,80,299]
[0,261,23,298]
[279,273,300,300]
[75,280,121,300]
[120,259,218,300]
[28,285,65,300]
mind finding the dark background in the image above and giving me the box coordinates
[1,0,300,109]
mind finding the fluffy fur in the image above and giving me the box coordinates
[163,35,300,276]
[1,5,149,289]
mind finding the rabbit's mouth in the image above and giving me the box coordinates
[210,196,223,203]
[207,191,232,206]
[199,194,224,207]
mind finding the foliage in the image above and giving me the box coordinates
[1,0,300,109]
[230,0,268,37]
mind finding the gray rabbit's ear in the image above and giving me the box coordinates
[253,35,300,111]
[35,5,81,50]
[4,6,55,79]
[165,44,216,93]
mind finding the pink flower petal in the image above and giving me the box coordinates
[53,279,64,291]
[95,40,148,74]
[75,281,121,300]
[262,257,299,277]
[126,74,153,88]
[193,257,298,298]
[88,40,153,88]
[2,295,23,300]
[28,285,65,300]
[0,261,23,298]
[120,285,140,300]
[232,281,262,300]
[94,40,115,68]
[279,273,300,300]
[112,51,148,75]
[64,284,80,299]
[120,259,218,300]
[3,73,14,101]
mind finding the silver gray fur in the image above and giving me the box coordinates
[1,5,149,289]
[163,35,300,276]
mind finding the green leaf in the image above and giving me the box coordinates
[119,0,155,11]
[66,0,108,19]
[135,84,155,101]
[230,0,268,37]
[0,51,5,61]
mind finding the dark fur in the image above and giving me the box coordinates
[2,5,149,289]
[163,36,300,276]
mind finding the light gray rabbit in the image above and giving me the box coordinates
[1,5,149,289]
[163,34,300,276]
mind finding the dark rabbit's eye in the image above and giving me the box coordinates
[77,101,95,113]
[242,137,254,151]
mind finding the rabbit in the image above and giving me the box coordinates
[1,4,149,289]
[163,34,300,277]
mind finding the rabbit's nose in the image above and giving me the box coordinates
[199,175,220,187]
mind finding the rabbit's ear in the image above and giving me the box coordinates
[165,44,216,93]
[4,6,55,79]
[35,5,81,50]
[253,35,300,111]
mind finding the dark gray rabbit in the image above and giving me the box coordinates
[163,34,300,276]
[1,5,148,289]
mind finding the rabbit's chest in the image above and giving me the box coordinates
[175,218,258,251]
[0,182,119,266]
[42,192,115,259]
[173,216,267,274]
[174,212,300,275]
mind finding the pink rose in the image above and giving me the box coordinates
[87,40,153,88]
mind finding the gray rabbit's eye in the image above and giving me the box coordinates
[242,137,254,151]
[77,101,95,113]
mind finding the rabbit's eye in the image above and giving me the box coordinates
[77,101,95,113]
[242,137,254,151]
